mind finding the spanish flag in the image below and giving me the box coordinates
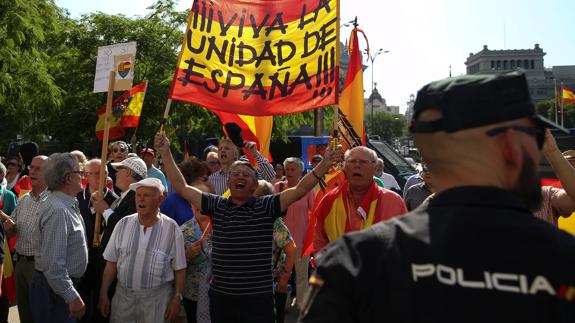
[214,112,273,160]
[339,28,366,145]
[95,81,148,141]
[564,86,575,105]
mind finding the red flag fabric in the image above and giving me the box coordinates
[95,81,147,141]
[564,86,575,105]
[339,28,366,145]
[214,112,273,163]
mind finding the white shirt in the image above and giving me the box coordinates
[380,172,400,191]
[103,213,187,290]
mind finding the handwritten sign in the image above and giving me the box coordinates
[169,0,338,116]
[94,42,137,93]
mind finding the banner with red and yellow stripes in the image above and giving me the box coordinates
[564,86,575,105]
[170,0,338,116]
[214,111,273,158]
[95,81,147,141]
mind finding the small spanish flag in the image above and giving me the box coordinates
[564,86,575,105]
[95,81,148,141]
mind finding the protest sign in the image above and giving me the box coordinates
[170,0,338,116]
[94,41,137,93]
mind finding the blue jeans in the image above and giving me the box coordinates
[29,271,77,323]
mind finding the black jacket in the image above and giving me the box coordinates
[99,189,136,254]
[300,186,575,323]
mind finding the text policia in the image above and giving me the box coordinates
[177,0,337,101]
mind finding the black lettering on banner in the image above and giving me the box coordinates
[274,40,296,66]
[256,41,276,67]
[238,9,247,37]
[242,73,267,100]
[289,63,312,94]
[265,13,287,36]
[206,36,228,64]
[268,72,290,100]
[298,0,331,30]
[301,16,336,58]
[250,14,270,38]
[178,58,206,86]
[200,0,206,31]
[235,42,257,67]
[186,30,206,54]
[217,11,238,36]
[205,69,223,93]
[222,71,245,97]
[207,1,214,33]
[228,38,236,67]
[192,1,199,29]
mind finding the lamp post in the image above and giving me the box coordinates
[367,48,389,136]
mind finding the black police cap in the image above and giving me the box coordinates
[409,72,567,134]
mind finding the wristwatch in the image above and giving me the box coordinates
[174,293,183,302]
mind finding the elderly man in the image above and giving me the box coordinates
[206,151,220,174]
[404,165,433,211]
[208,139,275,195]
[299,73,575,322]
[374,158,401,192]
[1,155,47,323]
[98,178,186,323]
[312,146,407,253]
[30,153,88,322]
[155,131,341,323]
[92,157,147,252]
[274,157,315,310]
[76,158,118,322]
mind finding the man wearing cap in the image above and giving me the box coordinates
[155,131,342,323]
[299,73,575,322]
[98,178,186,322]
[92,157,147,255]
[533,130,575,226]
[140,147,169,194]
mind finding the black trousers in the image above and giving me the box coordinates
[209,290,275,323]
[183,298,198,323]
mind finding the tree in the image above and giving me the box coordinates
[366,112,406,144]
[536,99,575,128]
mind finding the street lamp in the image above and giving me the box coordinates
[366,48,389,136]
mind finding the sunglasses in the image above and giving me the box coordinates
[113,148,127,153]
[485,125,545,149]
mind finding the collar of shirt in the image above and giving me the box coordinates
[429,186,530,212]
[225,196,257,208]
[51,190,79,208]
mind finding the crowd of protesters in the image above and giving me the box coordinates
[1,73,575,323]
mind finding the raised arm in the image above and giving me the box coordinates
[155,132,203,209]
[542,129,575,215]
[279,143,343,212]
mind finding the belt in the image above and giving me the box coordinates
[15,253,34,261]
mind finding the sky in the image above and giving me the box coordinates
[55,0,575,113]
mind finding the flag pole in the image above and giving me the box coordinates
[332,1,342,146]
[561,82,565,128]
[159,98,172,133]
[93,70,116,248]
[554,78,558,124]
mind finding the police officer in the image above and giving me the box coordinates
[299,73,575,322]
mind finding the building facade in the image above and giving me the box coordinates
[465,44,575,102]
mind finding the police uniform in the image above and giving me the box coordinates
[300,186,575,322]
[299,73,575,323]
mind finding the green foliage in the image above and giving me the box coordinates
[366,112,406,144]
[536,99,575,128]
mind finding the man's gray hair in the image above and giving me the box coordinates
[43,152,77,191]
[283,157,304,172]
[376,158,384,167]
[255,180,275,197]
[0,162,6,177]
[86,159,108,175]
[344,146,377,162]
[229,160,257,182]
[206,151,218,160]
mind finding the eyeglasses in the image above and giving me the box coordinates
[345,159,375,166]
[113,148,127,153]
[69,170,87,176]
[230,170,253,178]
[485,125,545,149]
[208,161,219,166]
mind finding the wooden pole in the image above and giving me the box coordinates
[93,70,116,248]
[159,98,172,133]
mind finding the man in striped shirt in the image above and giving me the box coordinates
[155,132,342,323]
[98,177,186,322]
[208,139,275,195]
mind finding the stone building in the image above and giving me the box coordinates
[465,44,575,102]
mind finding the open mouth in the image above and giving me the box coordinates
[351,172,363,178]
[235,182,246,189]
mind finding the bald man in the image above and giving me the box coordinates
[299,73,575,323]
